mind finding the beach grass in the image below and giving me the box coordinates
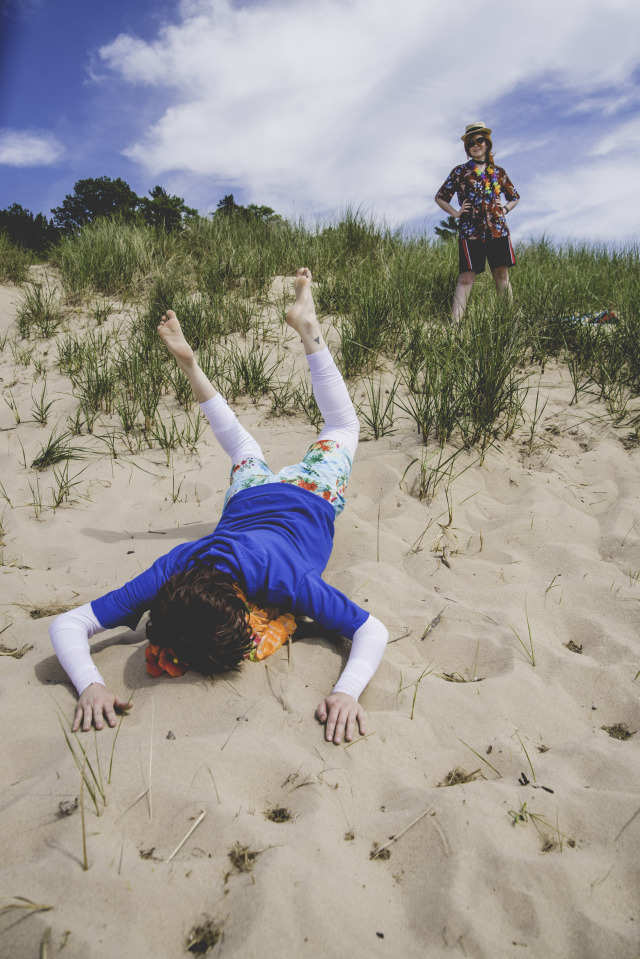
[1,215,638,471]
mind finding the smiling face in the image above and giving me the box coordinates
[466,134,490,163]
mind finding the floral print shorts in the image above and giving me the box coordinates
[224,439,353,517]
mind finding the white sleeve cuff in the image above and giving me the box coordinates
[332,614,388,700]
[49,604,106,696]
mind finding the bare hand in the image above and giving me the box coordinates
[458,200,472,217]
[316,692,366,744]
[73,684,132,732]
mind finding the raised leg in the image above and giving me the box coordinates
[286,268,359,459]
[158,310,263,463]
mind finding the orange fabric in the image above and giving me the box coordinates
[247,605,296,661]
[145,643,187,677]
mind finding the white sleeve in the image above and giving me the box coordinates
[49,604,106,696]
[332,614,388,700]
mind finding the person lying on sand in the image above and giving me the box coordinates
[49,268,389,745]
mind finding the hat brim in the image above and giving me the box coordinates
[461,126,492,141]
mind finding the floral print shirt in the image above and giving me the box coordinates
[436,160,520,240]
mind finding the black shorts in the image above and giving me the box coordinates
[458,236,516,275]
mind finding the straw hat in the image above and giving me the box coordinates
[461,122,492,141]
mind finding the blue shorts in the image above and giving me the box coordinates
[224,439,353,517]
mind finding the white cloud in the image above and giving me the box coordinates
[98,0,640,236]
[0,129,64,167]
[516,156,639,243]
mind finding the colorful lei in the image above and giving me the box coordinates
[474,163,500,197]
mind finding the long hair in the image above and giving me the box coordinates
[465,134,495,166]
[146,562,253,674]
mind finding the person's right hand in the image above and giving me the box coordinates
[458,200,472,217]
[73,683,132,732]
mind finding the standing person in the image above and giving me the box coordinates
[49,269,388,746]
[435,122,520,322]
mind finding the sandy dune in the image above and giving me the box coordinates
[1,272,638,958]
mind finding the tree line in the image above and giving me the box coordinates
[0,176,280,254]
[1,174,456,256]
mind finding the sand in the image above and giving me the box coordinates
[0,270,638,958]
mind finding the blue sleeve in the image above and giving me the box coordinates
[91,541,196,630]
[294,571,369,639]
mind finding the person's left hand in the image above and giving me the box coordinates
[316,692,366,744]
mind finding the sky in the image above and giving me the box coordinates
[1,0,639,243]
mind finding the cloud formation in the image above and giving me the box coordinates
[98,0,640,238]
[0,129,64,167]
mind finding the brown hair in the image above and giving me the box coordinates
[465,134,495,166]
[146,562,253,674]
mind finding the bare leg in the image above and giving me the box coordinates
[452,270,475,323]
[492,265,513,300]
[285,268,326,354]
[157,310,217,404]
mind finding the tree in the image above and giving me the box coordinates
[138,186,197,232]
[0,203,59,253]
[214,194,280,223]
[52,176,140,234]
[434,215,458,241]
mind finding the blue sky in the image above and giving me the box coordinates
[1,0,639,242]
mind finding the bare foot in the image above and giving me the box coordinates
[285,268,324,353]
[157,310,194,365]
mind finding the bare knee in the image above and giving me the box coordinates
[458,271,476,289]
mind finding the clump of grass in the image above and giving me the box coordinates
[222,338,278,399]
[358,375,397,439]
[292,380,322,428]
[16,280,63,338]
[50,462,87,509]
[3,389,21,424]
[31,429,83,470]
[31,379,56,425]
[0,234,33,283]
[269,376,299,418]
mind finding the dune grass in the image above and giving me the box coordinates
[2,214,638,468]
[0,232,33,283]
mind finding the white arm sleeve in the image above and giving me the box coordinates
[49,604,106,696]
[332,614,388,700]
